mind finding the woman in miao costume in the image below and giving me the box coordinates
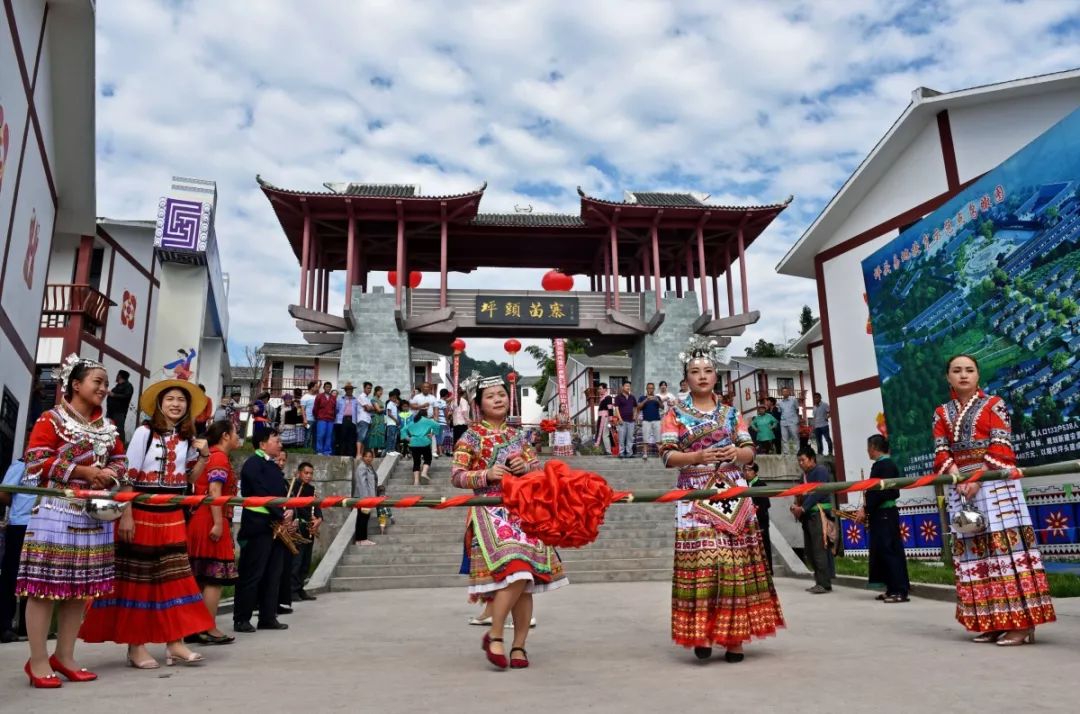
[552,403,574,457]
[17,355,126,688]
[660,338,784,663]
[79,378,215,667]
[934,354,1054,645]
[451,376,567,669]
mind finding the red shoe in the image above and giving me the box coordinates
[24,660,62,689]
[482,633,507,669]
[49,655,98,682]
[510,647,529,669]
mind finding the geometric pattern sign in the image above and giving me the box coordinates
[155,197,210,252]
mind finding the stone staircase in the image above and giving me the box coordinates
[328,454,798,592]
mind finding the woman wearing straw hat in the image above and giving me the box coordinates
[79,378,215,668]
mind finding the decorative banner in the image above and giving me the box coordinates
[120,290,137,330]
[155,197,210,252]
[863,105,1080,476]
[452,353,460,399]
[476,296,579,326]
[553,338,569,413]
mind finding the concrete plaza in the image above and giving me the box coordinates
[0,578,1075,713]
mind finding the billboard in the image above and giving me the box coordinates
[863,106,1080,476]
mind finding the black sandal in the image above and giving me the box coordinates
[694,647,712,660]
[883,595,910,604]
[724,650,745,663]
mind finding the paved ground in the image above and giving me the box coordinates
[1,578,1075,713]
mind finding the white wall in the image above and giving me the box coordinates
[810,344,827,399]
[149,264,208,381]
[103,245,153,360]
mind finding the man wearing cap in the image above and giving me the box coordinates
[106,369,134,443]
[335,382,361,457]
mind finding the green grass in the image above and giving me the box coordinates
[835,557,1080,598]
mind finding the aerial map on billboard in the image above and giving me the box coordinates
[863,106,1080,476]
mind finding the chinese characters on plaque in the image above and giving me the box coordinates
[475,296,580,326]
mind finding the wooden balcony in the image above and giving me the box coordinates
[40,284,113,331]
[263,376,316,394]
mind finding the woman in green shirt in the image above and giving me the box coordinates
[750,405,778,455]
[403,407,440,485]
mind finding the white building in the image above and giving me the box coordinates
[726,356,813,420]
[517,375,543,426]
[1,2,95,469]
[777,69,1080,490]
[253,342,445,397]
[541,354,633,434]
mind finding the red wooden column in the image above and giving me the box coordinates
[439,202,448,309]
[711,256,721,320]
[737,224,749,313]
[609,219,621,311]
[307,225,318,310]
[300,208,311,307]
[321,266,329,312]
[650,223,661,313]
[602,241,611,309]
[724,240,735,317]
[345,202,356,308]
[395,201,405,309]
[695,221,709,316]
[684,246,694,300]
[674,254,683,298]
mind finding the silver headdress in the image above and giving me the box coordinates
[678,337,726,369]
[53,353,106,388]
[476,375,506,391]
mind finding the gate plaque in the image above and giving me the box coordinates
[475,296,579,326]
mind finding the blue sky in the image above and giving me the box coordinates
[93,0,1080,371]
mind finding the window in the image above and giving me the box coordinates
[293,366,314,382]
[609,375,628,389]
[775,377,794,392]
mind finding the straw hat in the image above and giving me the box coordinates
[139,379,208,419]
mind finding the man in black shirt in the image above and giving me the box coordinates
[234,428,292,633]
[857,435,910,603]
[792,447,835,593]
[594,383,615,455]
[106,370,134,443]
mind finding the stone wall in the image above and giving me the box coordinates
[630,291,703,391]
[340,286,413,393]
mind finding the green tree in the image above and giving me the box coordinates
[1052,352,1071,373]
[744,339,781,358]
[1046,205,1060,224]
[799,305,815,335]
[524,340,591,405]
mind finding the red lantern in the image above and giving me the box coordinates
[507,371,518,384]
[451,338,466,354]
[387,271,422,288]
[541,269,574,292]
[504,339,521,356]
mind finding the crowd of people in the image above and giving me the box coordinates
[0,346,1060,681]
[0,355,333,686]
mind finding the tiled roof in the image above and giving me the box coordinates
[228,366,261,380]
[470,213,587,227]
[325,183,417,197]
[577,186,793,211]
[731,356,809,372]
[570,354,632,371]
[258,342,341,358]
[411,348,444,362]
[628,192,706,207]
[256,175,486,200]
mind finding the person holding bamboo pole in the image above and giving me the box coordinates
[934,354,1055,645]
[659,338,784,663]
[451,375,567,670]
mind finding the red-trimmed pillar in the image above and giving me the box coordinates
[300,211,311,307]
[395,202,405,309]
[439,203,448,309]
[725,240,735,317]
[696,224,709,316]
[602,239,612,309]
[345,206,356,308]
[738,225,749,313]
[651,224,661,313]
[609,223,621,311]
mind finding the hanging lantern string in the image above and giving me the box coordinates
[1,460,1075,511]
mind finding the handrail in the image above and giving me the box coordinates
[40,283,114,328]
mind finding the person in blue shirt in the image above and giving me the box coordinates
[635,382,664,460]
[1,459,34,642]
[402,407,440,486]
[791,447,836,593]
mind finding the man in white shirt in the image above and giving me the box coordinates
[299,381,318,449]
[677,379,691,403]
[410,383,437,422]
[777,387,801,455]
[356,381,375,448]
[657,380,677,414]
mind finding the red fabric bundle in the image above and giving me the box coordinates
[501,459,614,548]
[539,419,557,433]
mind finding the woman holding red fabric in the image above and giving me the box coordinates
[185,419,242,645]
[934,354,1054,645]
[451,376,567,670]
[659,338,784,663]
[79,379,215,668]
[17,355,126,688]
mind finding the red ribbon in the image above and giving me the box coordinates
[539,419,557,433]
[501,460,614,548]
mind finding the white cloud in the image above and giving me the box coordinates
[93,0,1080,371]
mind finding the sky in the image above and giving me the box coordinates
[94,0,1080,374]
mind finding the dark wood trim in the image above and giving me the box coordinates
[936,110,960,191]
[101,247,117,343]
[813,255,844,482]
[3,0,32,101]
[96,225,160,286]
[80,332,150,378]
[834,375,881,399]
[0,306,35,373]
[816,176,982,265]
[28,4,47,93]
[0,107,32,296]
[138,256,156,382]
[807,339,824,350]
[26,3,55,206]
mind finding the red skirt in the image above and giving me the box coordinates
[187,505,239,584]
[80,506,214,644]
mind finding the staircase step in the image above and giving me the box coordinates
[335,556,672,578]
[329,568,673,591]
[340,545,674,566]
[340,535,674,556]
